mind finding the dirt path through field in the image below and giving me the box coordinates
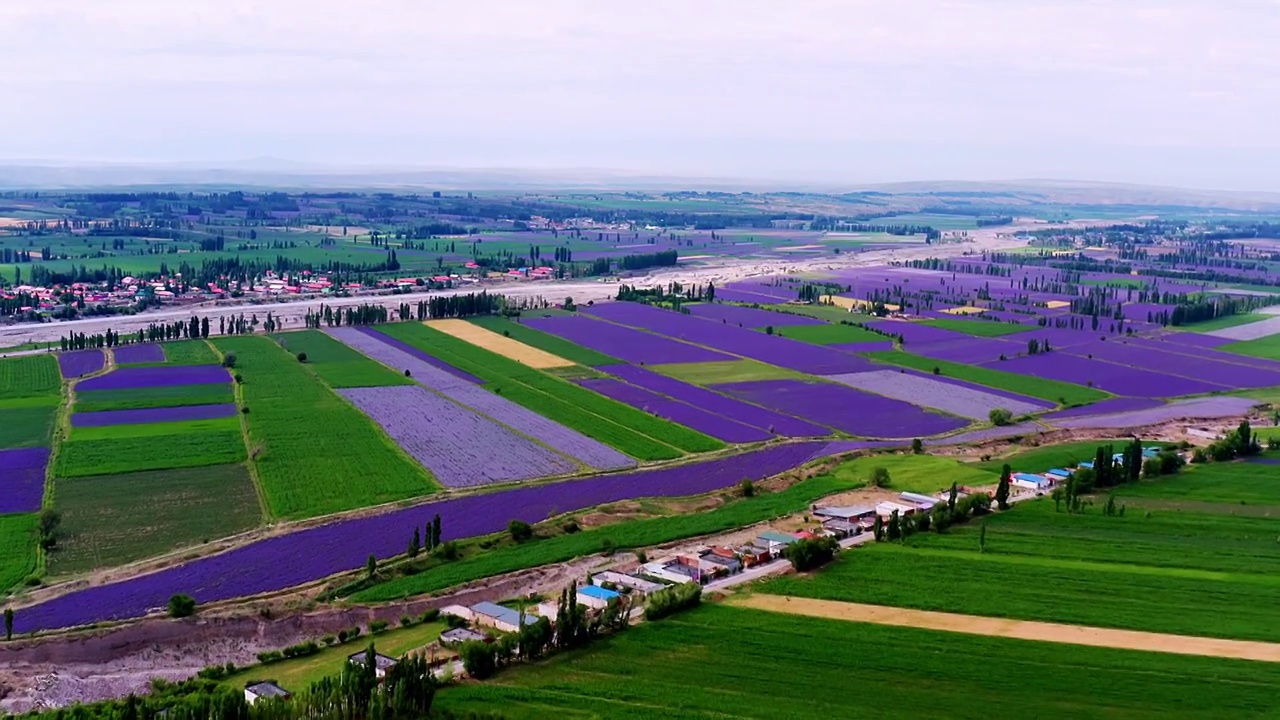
[733,595,1280,663]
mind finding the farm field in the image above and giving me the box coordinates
[212,336,437,519]
[1179,313,1272,333]
[864,350,1110,405]
[159,340,220,365]
[374,322,722,459]
[49,465,262,575]
[1223,334,1280,361]
[649,359,807,385]
[919,318,1032,337]
[0,514,38,594]
[762,463,1280,643]
[433,604,1280,719]
[0,396,59,448]
[55,428,247,477]
[974,438,1137,473]
[270,329,415,388]
[427,318,573,368]
[73,383,235,412]
[0,355,61,400]
[467,315,621,366]
[766,322,885,345]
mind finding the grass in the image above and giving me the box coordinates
[350,466,868,602]
[160,340,221,365]
[69,416,241,441]
[973,438,1137,473]
[766,323,885,345]
[55,430,248,478]
[865,350,1110,405]
[1177,313,1272,333]
[223,622,447,692]
[212,336,437,520]
[1081,277,1149,289]
[468,316,621,366]
[919,318,1032,337]
[270,330,416,388]
[0,514,37,594]
[74,383,235,412]
[763,463,1280,643]
[827,454,996,494]
[377,323,721,459]
[0,396,59,449]
[755,303,875,324]
[1221,334,1280,361]
[0,355,61,400]
[649,359,807,385]
[48,464,262,575]
[433,604,1280,719]
[1114,461,1280,506]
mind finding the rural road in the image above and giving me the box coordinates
[0,229,1029,347]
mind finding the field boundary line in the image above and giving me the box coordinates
[734,595,1280,663]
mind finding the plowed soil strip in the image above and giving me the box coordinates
[734,595,1280,663]
[426,319,574,368]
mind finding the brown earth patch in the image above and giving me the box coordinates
[733,595,1280,663]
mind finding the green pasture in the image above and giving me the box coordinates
[1222,333,1280,361]
[49,464,262,575]
[919,318,1032,337]
[973,438,1138,473]
[1175,313,1271,333]
[756,303,875,324]
[864,350,1109,406]
[69,416,240,442]
[270,330,415,388]
[212,336,437,520]
[767,323,885,345]
[0,396,60,449]
[650,359,807,385]
[466,316,621,367]
[160,339,221,365]
[74,383,234,413]
[377,323,721,460]
[434,604,1280,719]
[55,430,247,478]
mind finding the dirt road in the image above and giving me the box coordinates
[732,595,1280,663]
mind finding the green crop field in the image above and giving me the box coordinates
[865,350,1109,405]
[1222,334,1280,361]
[270,330,415,388]
[650,359,807,385]
[974,438,1137,473]
[0,514,38,594]
[69,416,241,442]
[213,336,436,519]
[919,318,1033,337]
[1115,460,1280,506]
[49,464,262,575]
[1177,313,1271,333]
[55,430,247,478]
[763,465,1280,643]
[758,303,875,324]
[378,323,722,459]
[0,355,61,400]
[351,466,868,602]
[159,340,220,365]
[74,383,234,412]
[767,323,886,345]
[434,604,1280,719]
[1082,277,1149,289]
[0,396,60,449]
[467,316,621,366]
[828,454,996,494]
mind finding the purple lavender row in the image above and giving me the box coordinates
[983,354,1226,398]
[77,365,229,391]
[351,327,483,385]
[714,379,969,439]
[112,344,166,364]
[524,314,732,366]
[1041,397,1163,421]
[599,364,829,437]
[686,303,822,328]
[0,447,49,513]
[330,329,634,471]
[13,442,826,634]
[1062,339,1280,389]
[58,350,105,379]
[338,386,576,488]
[577,378,771,444]
[824,369,1049,421]
[71,404,238,428]
[1052,397,1258,429]
[582,302,874,375]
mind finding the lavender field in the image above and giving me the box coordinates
[339,386,578,487]
[58,349,104,379]
[77,365,230,391]
[825,369,1048,420]
[715,379,969,438]
[577,377,771,443]
[71,404,238,428]
[13,442,830,633]
[0,447,48,513]
[525,314,733,365]
[112,344,166,364]
[1052,397,1260,429]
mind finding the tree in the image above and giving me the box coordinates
[911,438,924,454]
[979,522,987,552]
[872,514,884,541]
[366,554,377,580]
[989,408,1013,426]
[37,508,61,550]
[221,352,236,368]
[947,482,958,513]
[432,514,442,549]
[4,607,12,640]
[995,464,1011,510]
[870,466,891,488]
[783,537,839,571]
[297,352,308,363]
[508,520,534,543]
[739,478,755,497]
[168,594,197,618]
[408,528,421,558]
[887,510,902,540]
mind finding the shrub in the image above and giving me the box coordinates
[644,583,702,621]
[989,408,1013,426]
[784,537,840,572]
[297,352,308,363]
[508,520,534,543]
[256,650,284,664]
[221,353,236,368]
[561,520,580,534]
[739,479,755,497]
[400,615,413,627]
[459,641,498,679]
[420,608,441,623]
[281,641,319,659]
[167,594,197,618]
[370,620,389,634]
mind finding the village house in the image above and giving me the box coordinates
[244,681,291,705]
[471,601,539,633]
[347,650,399,679]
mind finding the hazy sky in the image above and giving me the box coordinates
[4,0,1278,189]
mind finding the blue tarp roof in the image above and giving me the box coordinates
[1079,461,1094,468]
[1013,473,1049,483]
[579,585,622,600]
[1047,468,1072,477]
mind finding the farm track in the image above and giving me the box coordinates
[216,338,273,524]
[734,595,1280,663]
